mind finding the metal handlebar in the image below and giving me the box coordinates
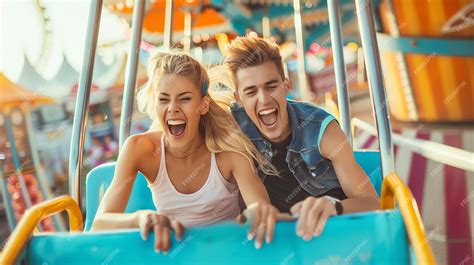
[68,0,103,210]
[327,0,353,146]
[119,0,146,149]
[354,0,395,177]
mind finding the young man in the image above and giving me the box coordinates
[224,35,380,241]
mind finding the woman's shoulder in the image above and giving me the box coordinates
[119,131,163,178]
[122,131,162,157]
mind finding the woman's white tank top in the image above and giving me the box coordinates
[147,135,240,227]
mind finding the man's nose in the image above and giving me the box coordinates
[257,90,270,104]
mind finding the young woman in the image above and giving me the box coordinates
[91,52,284,253]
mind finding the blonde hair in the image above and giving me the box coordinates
[137,51,276,175]
[224,35,285,89]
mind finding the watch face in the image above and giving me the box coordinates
[11,110,24,125]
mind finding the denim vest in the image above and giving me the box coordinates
[231,100,341,196]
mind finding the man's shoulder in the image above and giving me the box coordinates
[288,100,333,124]
[230,102,252,128]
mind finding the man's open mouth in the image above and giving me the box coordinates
[167,119,186,136]
[257,108,278,127]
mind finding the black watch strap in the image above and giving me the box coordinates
[335,201,343,215]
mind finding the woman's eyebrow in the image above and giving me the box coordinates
[159,91,193,97]
[178,92,193,96]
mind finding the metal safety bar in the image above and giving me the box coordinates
[119,0,146,150]
[327,0,353,146]
[68,0,103,210]
[355,0,395,178]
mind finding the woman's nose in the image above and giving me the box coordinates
[167,101,180,113]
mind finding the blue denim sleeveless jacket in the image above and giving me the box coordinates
[231,100,342,196]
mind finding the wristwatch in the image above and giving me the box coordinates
[325,196,344,215]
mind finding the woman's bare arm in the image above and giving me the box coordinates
[228,152,291,249]
[228,152,270,206]
[90,135,145,231]
[90,134,183,253]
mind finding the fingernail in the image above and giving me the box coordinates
[297,229,303,236]
[247,233,254,241]
[303,235,311,241]
[155,249,160,253]
[163,250,168,255]
[266,236,271,244]
[255,241,262,249]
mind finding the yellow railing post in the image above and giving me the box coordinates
[381,173,436,264]
[0,196,83,264]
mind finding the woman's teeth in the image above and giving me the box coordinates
[167,119,186,136]
[167,119,186,125]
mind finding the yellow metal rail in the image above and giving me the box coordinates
[381,173,436,264]
[0,196,82,264]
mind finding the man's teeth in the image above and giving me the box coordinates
[259,108,277,116]
[167,119,186,125]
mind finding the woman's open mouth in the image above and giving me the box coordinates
[257,108,278,127]
[167,119,186,137]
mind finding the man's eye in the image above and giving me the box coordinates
[246,90,256,96]
[159,98,169,102]
[180,97,191,101]
[266,86,277,90]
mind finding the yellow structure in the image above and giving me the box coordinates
[0,196,83,264]
[381,173,437,264]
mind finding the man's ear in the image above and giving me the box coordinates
[200,96,211,115]
[284,78,291,91]
[234,91,243,106]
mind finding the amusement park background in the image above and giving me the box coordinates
[0,1,473,264]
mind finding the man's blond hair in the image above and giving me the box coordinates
[224,35,285,89]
